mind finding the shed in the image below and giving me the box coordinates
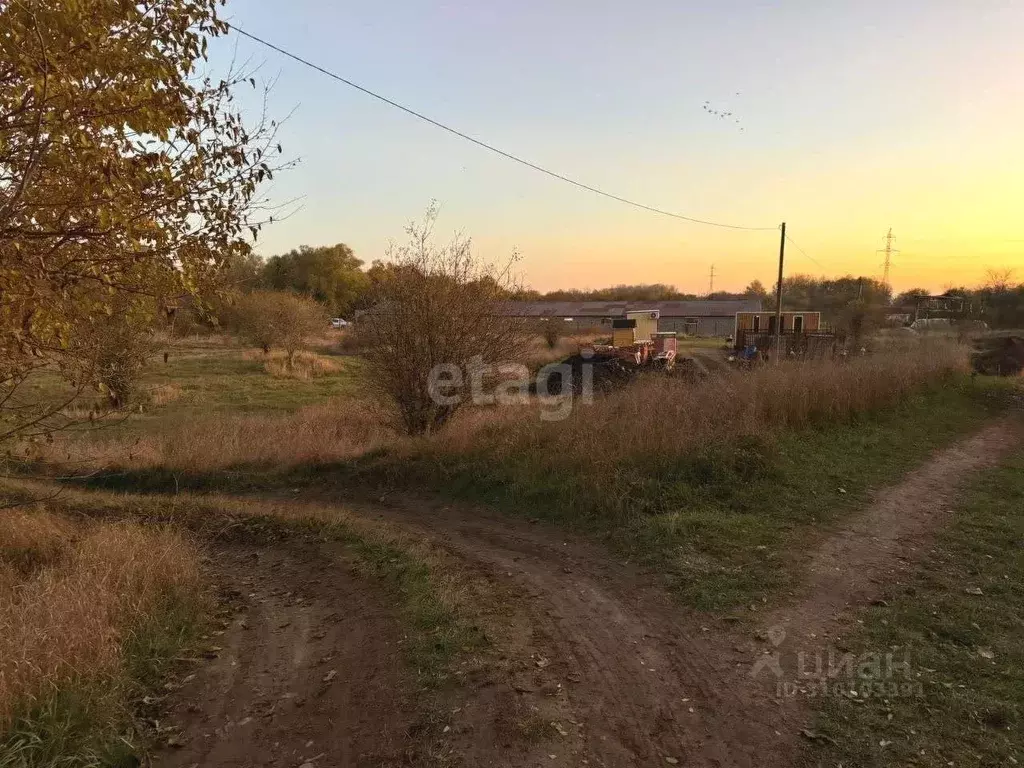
[735,311,821,336]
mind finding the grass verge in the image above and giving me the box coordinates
[361,381,1008,612]
[801,442,1024,767]
[0,513,207,768]
[59,379,1010,613]
[0,486,487,695]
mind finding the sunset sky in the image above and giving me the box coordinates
[214,1,1024,294]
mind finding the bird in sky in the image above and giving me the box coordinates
[702,98,744,132]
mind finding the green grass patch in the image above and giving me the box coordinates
[142,351,363,414]
[62,380,1013,615]
[356,381,1005,612]
[0,589,206,768]
[801,442,1024,767]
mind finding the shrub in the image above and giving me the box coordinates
[540,318,561,349]
[233,290,327,369]
[356,205,526,435]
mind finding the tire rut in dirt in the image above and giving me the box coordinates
[756,419,1022,675]
[154,542,418,768]
[359,419,1021,767]
[364,505,786,767]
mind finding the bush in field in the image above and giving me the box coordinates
[234,291,327,369]
[540,318,562,349]
[53,298,155,411]
[88,320,154,410]
[356,204,526,435]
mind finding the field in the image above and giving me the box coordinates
[3,329,1022,767]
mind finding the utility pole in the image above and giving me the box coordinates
[877,227,899,287]
[774,222,786,361]
[708,264,715,295]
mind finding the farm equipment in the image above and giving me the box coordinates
[548,310,683,395]
[590,311,678,372]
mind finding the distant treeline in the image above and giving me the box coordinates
[223,244,1024,330]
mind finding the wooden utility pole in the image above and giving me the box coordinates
[774,222,786,360]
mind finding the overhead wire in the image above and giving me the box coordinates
[784,232,826,271]
[228,24,778,233]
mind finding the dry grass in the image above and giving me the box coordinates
[35,340,968,480]
[146,383,184,406]
[62,396,396,471]
[0,509,74,574]
[0,510,203,731]
[521,332,606,371]
[260,350,343,379]
[425,339,970,475]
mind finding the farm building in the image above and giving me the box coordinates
[500,300,762,336]
[734,310,821,336]
[734,311,833,357]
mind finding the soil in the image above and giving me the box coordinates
[153,541,419,768]
[155,419,1020,768]
[361,497,785,767]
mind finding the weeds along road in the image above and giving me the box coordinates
[153,417,1020,767]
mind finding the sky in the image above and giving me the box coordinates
[210,0,1024,294]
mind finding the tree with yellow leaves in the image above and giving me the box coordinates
[0,0,285,441]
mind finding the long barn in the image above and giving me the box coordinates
[500,300,762,337]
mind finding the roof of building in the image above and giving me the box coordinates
[736,309,821,316]
[499,299,761,318]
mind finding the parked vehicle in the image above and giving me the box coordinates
[330,318,349,328]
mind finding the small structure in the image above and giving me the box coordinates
[735,311,821,337]
[597,310,677,369]
[733,311,833,358]
[915,294,965,316]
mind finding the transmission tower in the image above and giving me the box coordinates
[708,263,715,295]
[877,228,899,286]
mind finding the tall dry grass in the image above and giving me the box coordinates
[521,332,606,371]
[241,349,343,379]
[0,510,204,731]
[425,339,970,475]
[60,397,396,472]
[41,340,967,483]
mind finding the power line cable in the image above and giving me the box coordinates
[784,232,825,270]
[228,24,777,232]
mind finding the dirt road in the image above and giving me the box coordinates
[158,419,1019,767]
[154,541,419,768]
[363,419,1019,766]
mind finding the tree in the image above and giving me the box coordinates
[743,280,768,301]
[893,288,930,307]
[261,243,369,316]
[356,205,526,436]
[1,0,284,443]
[73,300,155,409]
[234,291,326,369]
[984,268,1016,292]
